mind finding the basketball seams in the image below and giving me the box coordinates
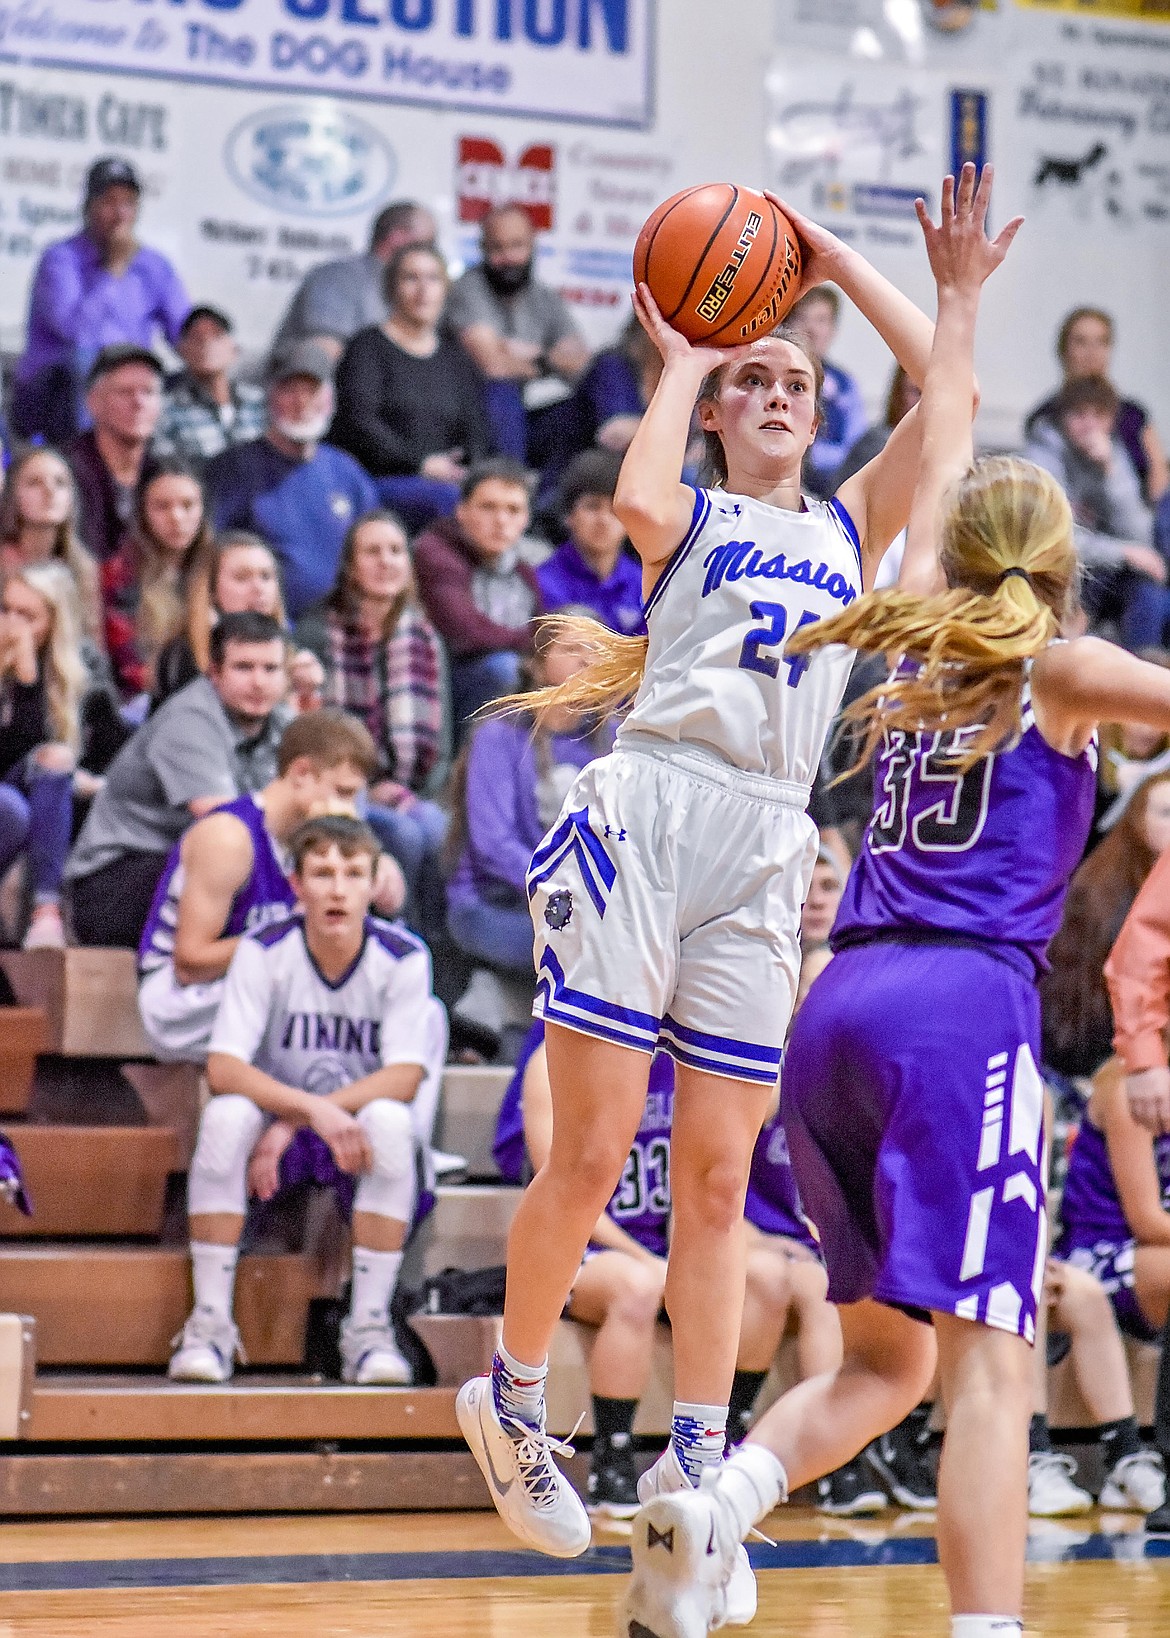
[656,184,740,327]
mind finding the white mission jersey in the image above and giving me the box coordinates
[619,486,864,787]
[209,913,434,1093]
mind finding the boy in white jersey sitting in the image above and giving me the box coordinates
[170,815,438,1387]
[137,711,384,1064]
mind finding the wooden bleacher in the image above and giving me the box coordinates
[0,946,1159,1515]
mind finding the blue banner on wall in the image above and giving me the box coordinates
[950,86,988,174]
[0,0,655,127]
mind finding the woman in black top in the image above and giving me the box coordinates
[329,244,493,532]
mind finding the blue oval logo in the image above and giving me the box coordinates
[225,104,396,218]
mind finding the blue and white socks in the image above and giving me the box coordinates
[492,1341,548,1430]
[671,1400,729,1485]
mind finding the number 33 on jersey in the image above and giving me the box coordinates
[619,487,864,790]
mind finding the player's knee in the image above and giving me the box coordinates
[676,1154,748,1235]
[357,1098,414,1179]
[554,1133,629,1207]
[611,1261,667,1330]
[745,1248,793,1309]
[188,1095,262,1214]
[1059,1262,1112,1329]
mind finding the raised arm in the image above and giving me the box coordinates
[614,287,747,573]
[839,166,1022,590]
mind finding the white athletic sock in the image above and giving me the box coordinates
[492,1340,548,1428]
[190,1241,239,1321]
[349,1248,404,1326]
[719,1444,789,1537]
[672,1401,729,1485]
[951,1619,1023,1637]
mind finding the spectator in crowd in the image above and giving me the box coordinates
[11,157,189,445]
[446,205,590,466]
[536,451,644,636]
[69,345,163,564]
[1095,652,1170,832]
[1041,772,1170,1079]
[494,1022,673,1517]
[329,245,492,532]
[0,446,102,641]
[170,814,443,1386]
[1027,1253,1165,1516]
[414,460,542,726]
[155,306,266,467]
[138,710,377,1063]
[789,285,868,499]
[206,344,377,620]
[102,460,211,706]
[150,529,324,716]
[833,365,921,490]
[271,200,437,361]
[295,511,450,935]
[64,611,289,949]
[1026,307,1168,505]
[1024,375,1167,648]
[571,312,662,457]
[0,563,114,948]
[445,619,609,975]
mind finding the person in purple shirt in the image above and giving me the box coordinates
[446,620,613,974]
[536,451,645,637]
[12,157,189,445]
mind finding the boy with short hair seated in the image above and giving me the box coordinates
[170,814,444,1386]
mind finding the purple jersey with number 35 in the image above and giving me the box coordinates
[833,685,1097,968]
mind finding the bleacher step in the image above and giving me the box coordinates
[417,1183,521,1278]
[0,1007,47,1114]
[0,949,150,1058]
[432,1064,512,1177]
[0,1125,180,1237]
[0,1247,315,1366]
[27,1373,460,1441]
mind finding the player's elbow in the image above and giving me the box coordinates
[206,1052,243,1096]
[971,375,982,417]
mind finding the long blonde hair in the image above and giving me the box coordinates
[129,461,212,671]
[0,446,103,643]
[6,562,89,753]
[787,456,1079,769]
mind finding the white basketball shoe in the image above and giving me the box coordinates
[636,1443,756,1627]
[339,1318,412,1385]
[622,1473,744,1638]
[168,1309,242,1383]
[456,1374,592,1558]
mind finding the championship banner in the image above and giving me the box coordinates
[0,0,654,126]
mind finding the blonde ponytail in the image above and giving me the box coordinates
[787,456,1078,770]
[493,613,648,727]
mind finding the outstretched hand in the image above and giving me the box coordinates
[632,282,750,375]
[915,163,1023,294]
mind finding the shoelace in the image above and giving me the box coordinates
[502,1413,585,1510]
[1032,1452,1079,1483]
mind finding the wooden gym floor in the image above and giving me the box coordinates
[0,1506,1166,1636]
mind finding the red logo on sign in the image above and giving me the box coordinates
[456,137,555,231]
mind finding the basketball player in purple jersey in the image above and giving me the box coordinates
[622,176,1170,1638]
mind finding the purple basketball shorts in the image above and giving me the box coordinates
[781,939,1049,1344]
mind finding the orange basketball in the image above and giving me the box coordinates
[633,183,803,348]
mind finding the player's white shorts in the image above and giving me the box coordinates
[527,736,817,1086]
[138,964,225,1064]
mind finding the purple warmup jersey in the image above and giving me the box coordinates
[745,1112,820,1253]
[834,686,1097,970]
[1057,1114,1170,1251]
[138,794,295,973]
[494,1019,674,1258]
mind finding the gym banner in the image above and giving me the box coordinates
[0,0,654,126]
[1015,1,1170,19]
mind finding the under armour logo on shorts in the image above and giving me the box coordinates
[604,825,627,841]
[544,890,573,930]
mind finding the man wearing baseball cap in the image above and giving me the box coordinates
[205,342,377,618]
[156,305,267,468]
[11,156,189,444]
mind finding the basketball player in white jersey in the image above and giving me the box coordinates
[137,711,379,1064]
[459,169,1017,1594]
[170,815,443,1387]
